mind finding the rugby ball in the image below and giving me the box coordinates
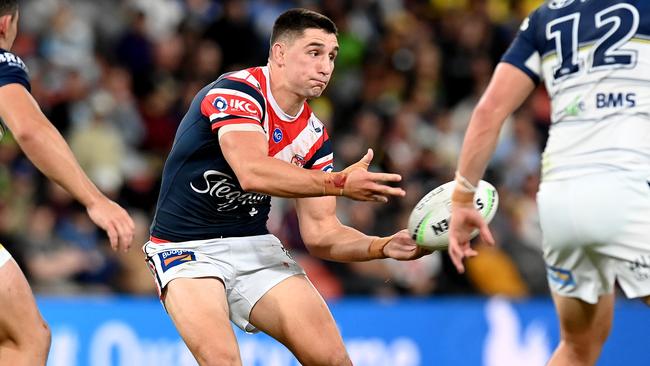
[408,180,499,250]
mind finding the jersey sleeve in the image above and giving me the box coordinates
[0,51,30,91]
[501,10,543,85]
[304,129,334,172]
[200,76,266,134]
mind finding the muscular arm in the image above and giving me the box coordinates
[220,130,405,200]
[448,62,536,272]
[220,130,326,197]
[456,63,536,185]
[294,195,381,262]
[294,195,430,262]
[0,84,105,207]
[0,83,134,251]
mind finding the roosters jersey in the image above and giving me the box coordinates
[0,48,29,91]
[502,0,650,181]
[151,66,333,241]
[0,48,29,139]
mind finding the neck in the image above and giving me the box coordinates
[268,63,305,116]
[0,40,9,50]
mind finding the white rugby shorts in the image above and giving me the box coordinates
[143,234,305,332]
[538,171,650,304]
[0,243,10,268]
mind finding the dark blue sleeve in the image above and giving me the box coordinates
[0,51,30,92]
[501,11,542,85]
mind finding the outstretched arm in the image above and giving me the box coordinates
[448,63,535,273]
[295,195,431,262]
[220,130,405,202]
[0,83,134,251]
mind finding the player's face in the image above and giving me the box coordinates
[284,28,338,99]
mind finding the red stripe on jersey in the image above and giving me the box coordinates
[312,159,334,171]
[149,236,169,244]
[201,92,262,123]
[266,107,313,156]
[211,117,262,132]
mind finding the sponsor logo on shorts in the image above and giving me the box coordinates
[546,265,575,288]
[281,246,294,260]
[158,249,196,272]
[628,255,650,281]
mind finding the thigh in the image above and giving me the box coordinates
[551,291,614,344]
[164,277,241,366]
[249,275,350,366]
[0,259,48,343]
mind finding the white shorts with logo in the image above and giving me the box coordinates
[143,234,305,332]
[538,171,650,304]
[0,244,10,268]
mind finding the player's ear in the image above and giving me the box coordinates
[0,14,10,36]
[271,42,286,66]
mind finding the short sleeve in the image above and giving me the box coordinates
[501,12,543,85]
[0,50,30,91]
[200,77,265,133]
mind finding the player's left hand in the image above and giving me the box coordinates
[383,229,433,260]
[86,197,135,252]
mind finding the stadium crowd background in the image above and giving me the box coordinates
[2,0,551,300]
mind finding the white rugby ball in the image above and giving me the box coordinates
[408,180,499,250]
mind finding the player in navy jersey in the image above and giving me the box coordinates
[448,1,650,365]
[0,1,134,364]
[145,8,431,365]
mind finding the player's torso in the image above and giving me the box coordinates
[151,67,330,242]
[532,1,650,179]
[252,67,332,171]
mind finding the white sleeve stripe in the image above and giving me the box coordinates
[313,153,333,166]
[206,88,263,113]
[217,124,265,140]
[525,52,542,78]
[209,113,262,124]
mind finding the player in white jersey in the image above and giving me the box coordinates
[0,1,134,364]
[448,1,650,365]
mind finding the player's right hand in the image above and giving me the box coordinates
[448,202,494,273]
[335,148,405,202]
[86,197,135,252]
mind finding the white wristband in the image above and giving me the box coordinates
[455,171,477,193]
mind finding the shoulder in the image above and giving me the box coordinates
[0,50,28,73]
[0,50,30,91]
[216,67,264,95]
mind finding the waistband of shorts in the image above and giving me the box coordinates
[149,233,273,244]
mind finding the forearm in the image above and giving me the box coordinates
[16,123,103,207]
[457,62,536,186]
[456,109,503,186]
[236,156,330,198]
[304,224,387,262]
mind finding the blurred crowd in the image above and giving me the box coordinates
[1,0,553,299]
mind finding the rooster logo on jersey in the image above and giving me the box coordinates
[291,154,306,167]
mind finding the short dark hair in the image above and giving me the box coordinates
[270,8,337,46]
[0,0,17,17]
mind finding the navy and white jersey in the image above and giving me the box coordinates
[502,0,650,181]
[0,48,29,91]
[0,48,29,139]
[150,66,333,242]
